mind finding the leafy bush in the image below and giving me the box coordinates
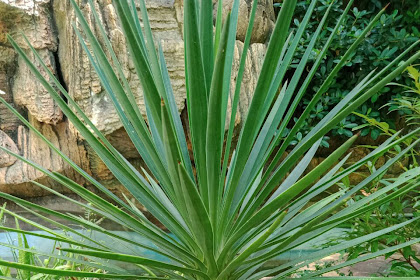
[0,0,419,279]
[282,0,420,145]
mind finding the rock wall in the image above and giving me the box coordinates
[0,0,271,198]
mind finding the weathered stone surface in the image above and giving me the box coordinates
[226,41,266,127]
[0,115,90,197]
[0,46,20,136]
[0,0,49,16]
[0,130,19,167]
[52,0,265,135]
[13,49,63,125]
[347,147,370,171]
[53,0,187,136]
[0,0,56,50]
[1,0,60,127]
[216,0,275,43]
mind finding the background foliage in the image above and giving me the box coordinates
[340,65,420,277]
[279,0,420,146]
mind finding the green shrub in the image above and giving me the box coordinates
[353,65,420,167]
[280,0,420,146]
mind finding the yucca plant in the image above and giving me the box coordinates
[0,0,419,279]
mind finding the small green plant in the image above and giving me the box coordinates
[388,65,420,127]
[0,0,419,279]
[0,204,108,279]
[0,240,108,280]
[352,65,420,168]
[340,167,420,277]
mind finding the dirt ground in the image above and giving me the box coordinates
[299,252,420,277]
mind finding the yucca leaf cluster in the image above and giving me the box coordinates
[0,0,419,279]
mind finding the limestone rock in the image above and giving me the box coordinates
[0,0,49,16]
[0,130,19,167]
[0,115,90,197]
[0,0,57,50]
[215,0,275,43]
[227,41,266,127]
[13,49,63,125]
[0,46,21,136]
[53,0,187,136]
[1,0,61,126]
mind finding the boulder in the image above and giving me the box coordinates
[13,49,63,125]
[215,0,275,43]
[0,46,20,136]
[0,115,90,197]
